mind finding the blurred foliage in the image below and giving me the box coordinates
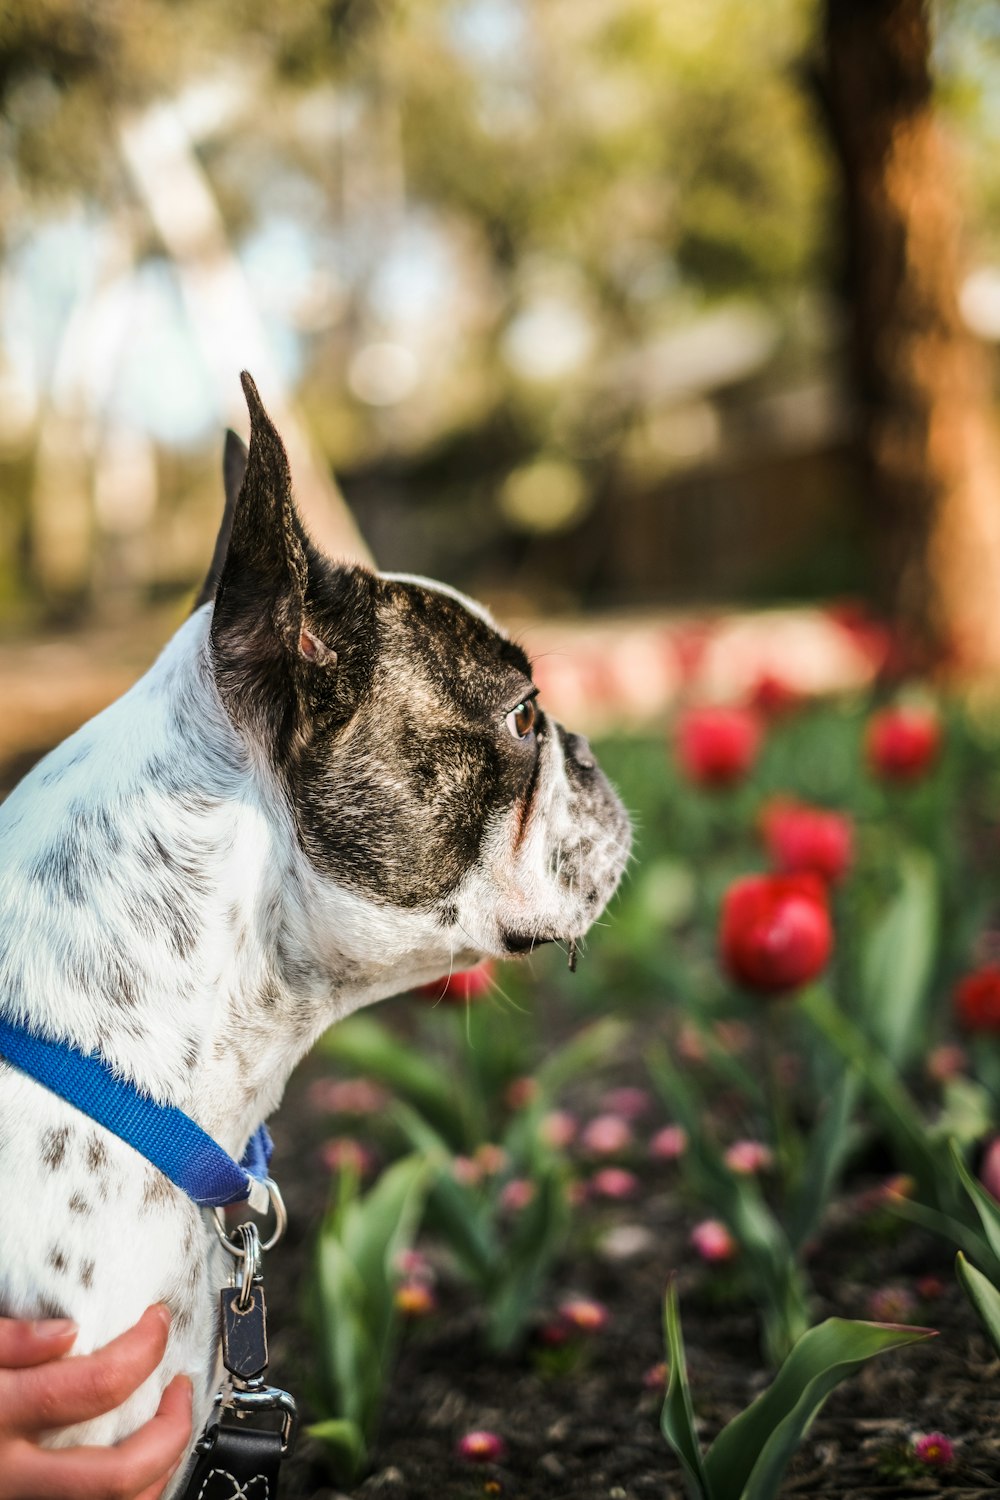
[1,1,999,620]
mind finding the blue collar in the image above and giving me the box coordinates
[0,1015,272,1210]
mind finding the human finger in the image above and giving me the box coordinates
[7,1304,171,1434]
[0,1316,78,1369]
[10,1374,193,1500]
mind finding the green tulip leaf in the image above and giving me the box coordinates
[704,1318,935,1500]
[534,1017,630,1098]
[662,1279,712,1500]
[950,1139,1000,1264]
[956,1251,1000,1358]
[306,1418,368,1484]
[860,849,937,1069]
[318,1014,472,1148]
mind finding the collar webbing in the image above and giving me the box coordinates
[0,1015,272,1210]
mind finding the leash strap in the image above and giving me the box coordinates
[180,1223,297,1500]
[180,1423,284,1499]
[0,1015,272,1209]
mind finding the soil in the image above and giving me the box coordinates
[259,1035,1000,1500]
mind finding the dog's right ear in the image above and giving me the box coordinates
[210,372,313,739]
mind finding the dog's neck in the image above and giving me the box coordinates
[0,610,458,1159]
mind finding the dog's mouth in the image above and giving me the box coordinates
[502,930,557,956]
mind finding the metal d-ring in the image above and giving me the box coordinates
[212,1177,287,1257]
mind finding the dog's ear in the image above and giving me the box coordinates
[191,430,247,613]
[211,372,333,737]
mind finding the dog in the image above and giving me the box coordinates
[0,372,631,1488]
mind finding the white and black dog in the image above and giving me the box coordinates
[0,373,630,1483]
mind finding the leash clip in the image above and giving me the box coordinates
[203,1384,300,1457]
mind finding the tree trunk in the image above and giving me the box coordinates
[821,0,1000,672]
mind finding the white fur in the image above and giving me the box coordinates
[0,598,628,1492]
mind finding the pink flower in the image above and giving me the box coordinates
[581,1114,633,1156]
[858,1174,915,1213]
[912,1432,954,1467]
[504,1076,539,1109]
[559,1297,609,1332]
[649,1125,688,1161]
[916,1275,946,1301]
[536,1317,573,1347]
[643,1361,669,1390]
[599,1086,652,1120]
[475,1143,509,1176]
[865,1286,916,1322]
[499,1178,535,1212]
[690,1219,737,1263]
[723,1139,774,1175]
[712,1020,752,1054]
[394,1248,434,1284]
[540,1110,578,1149]
[416,961,495,1004]
[452,1155,483,1187]
[456,1430,506,1463]
[926,1043,968,1083]
[675,1025,707,1063]
[589,1167,639,1200]
[980,1137,1000,1202]
[307,1077,389,1115]
[394,1282,436,1317]
[318,1137,376,1177]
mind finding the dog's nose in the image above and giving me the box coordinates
[565,732,595,771]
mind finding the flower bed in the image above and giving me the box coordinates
[252,685,1000,1495]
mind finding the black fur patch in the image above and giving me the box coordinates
[46,1245,68,1274]
[41,1126,70,1170]
[85,1133,108,1173]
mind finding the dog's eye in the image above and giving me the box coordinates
[505,700,537,740]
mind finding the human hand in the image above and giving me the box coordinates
[0,1304,193,1500]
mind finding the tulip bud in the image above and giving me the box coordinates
[865,705,940,782]
[760,799,853,884]
[955,967,1000,1033]
[675,706,762,788]
[720,873,833,994]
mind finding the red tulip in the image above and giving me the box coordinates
[748,673,801,718]
[761,799,853,884]
[720,873,833,994]
[675,706,762,788]
[866,705,941,782]
[955,966,1000,1033]
[415,960,495,1003]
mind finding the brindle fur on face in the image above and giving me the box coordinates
[211,373,629,938]
[291,579,540,906]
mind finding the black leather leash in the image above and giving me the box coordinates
[179,1219,297,1500]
